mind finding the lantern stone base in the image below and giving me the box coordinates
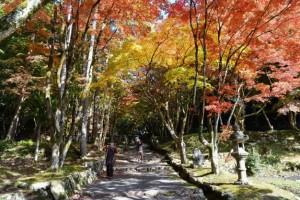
[232,148,250,185]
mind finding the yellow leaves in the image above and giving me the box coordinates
[164,67,206,90]
[131,43,143,52]
[165,67,189,85]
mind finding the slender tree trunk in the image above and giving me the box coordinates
[87,104,94,142]
[34,118,41,162]
[262,109,274,131]
[92,89,100,143]
[98,91,107,149]
[47,3,57,169]
[6,95,25,140]
[101,95,113,145]
[51,2,75,169]
[59,98,80,168]
[178,102,189,164]
[80,15,97,157]
[51,143,60,169]
[288,112,299,130]
[156,102,188,164]
[189,0,199,108]
[198,0,210,135]
[60,135,72,168]
[81,97,89,157]
[227,83,244,125]
[178,136,187,164]
[211,115,220,174]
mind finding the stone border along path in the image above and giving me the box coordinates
[71,144,207,200]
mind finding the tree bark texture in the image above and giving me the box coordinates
[80,15,97,157]
[0,0,50,42]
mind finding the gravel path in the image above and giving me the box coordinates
[71,145,206,200]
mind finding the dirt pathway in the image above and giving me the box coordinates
[71,144,206,200]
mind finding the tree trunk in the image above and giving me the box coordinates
[234,101,246,131]
[189,0,200,108]
[60,135,72,168]
[262,109,274,131]
[210,116,220,174]
[51,143,60,170]
[46,3,57,169]
[210,144,219,174]
[80,15,97,157]
[92,89,100,143]
[59,98,79,168]
[97,92,106,149]
[288,111,299,130]
[178,137,187,164]
[101,95,113,145]
[0,0,50,41]
[87,104,93,143]
[6,95,25,140]
[80,97,89,157]
[34,118,41,162]
[156,102,189,164]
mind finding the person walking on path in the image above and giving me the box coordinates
[135,138,143,163]
[103,142,118,178]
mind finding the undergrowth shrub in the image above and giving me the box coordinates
[246,147,261,176]
[0,140,9,152]
[261,155,281,166]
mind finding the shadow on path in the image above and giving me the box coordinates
[71,144,206,200]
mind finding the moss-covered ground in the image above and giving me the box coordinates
[160,130,300,200]
[0,130,299,200]
[0,139,103,191]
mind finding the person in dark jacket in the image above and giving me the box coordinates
[103,143,118,178]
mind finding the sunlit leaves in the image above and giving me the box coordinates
[205,96,232,115]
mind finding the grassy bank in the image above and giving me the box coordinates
[159,130,300,199]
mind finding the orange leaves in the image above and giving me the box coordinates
[271,82,293,97]
[219,125,233,141]
[2,0,22,14]
[205,96,233,114]
[29,43,49,56]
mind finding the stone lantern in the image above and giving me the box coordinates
[228,124,250,185]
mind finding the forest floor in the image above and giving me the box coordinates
[0,140,102,194]
[0,130,299,199]
[162,130,300,199]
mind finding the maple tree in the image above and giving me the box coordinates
[0,0,167,169]
[110,18,196,163]
[0,0,299,175]
[42,0,167,169]
[168,0,300,174]
[0,33,46,141]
